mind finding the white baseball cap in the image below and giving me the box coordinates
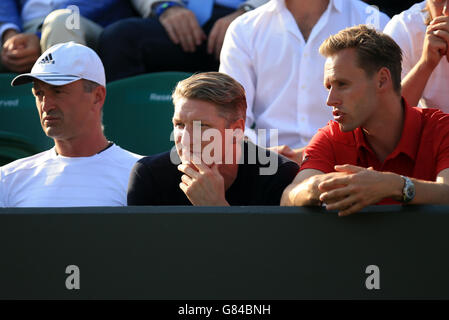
[11,41,106,87]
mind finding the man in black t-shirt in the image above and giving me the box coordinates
[127,72,299,206]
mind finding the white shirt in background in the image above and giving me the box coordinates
[384,1,449,112]
[21,0,65,23]
[220,0,390,148]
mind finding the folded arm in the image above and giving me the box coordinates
[318,165,449,216]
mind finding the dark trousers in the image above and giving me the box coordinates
[98,5,234,82]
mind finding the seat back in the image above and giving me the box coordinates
[0,73,53,156]
[0,131,41,166]
[103,72,192,156]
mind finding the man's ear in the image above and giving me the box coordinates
[230,118,245,132]
[93,85,106,106]
[228,118,245,144]
[376,67,392,92]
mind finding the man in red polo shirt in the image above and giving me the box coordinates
[281,25,449,216]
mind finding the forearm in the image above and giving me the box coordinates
[293,147,305,165]
[281,178,321,206]
[383,172,449,205]
[401,59,435,106]
[410,178,449,205]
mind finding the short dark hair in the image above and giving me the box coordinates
[172,72,247,124]
[319,25,403,94]
[82,79,101,93]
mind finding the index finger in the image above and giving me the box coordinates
[319,186,351,204]
[214,28,226,60]
[190,160,211,174]
[161,21,180,44]
[318,175,350,191]
[178,163,201,178]
[187,14,206,46]
[6,50,27,59]
[7,46,37,59]
[334,164,365,173]
[430,16,449,25]
[428,22,449,34]
[207,24,219,54]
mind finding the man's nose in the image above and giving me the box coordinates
[326,88,341,108]
[41,95,56,113]
[180,126,192,147]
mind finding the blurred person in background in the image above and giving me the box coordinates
[98,0,269,82]
[0,0,142,73]
[384,0,449,112]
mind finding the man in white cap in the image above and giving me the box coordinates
[0,41,142,207]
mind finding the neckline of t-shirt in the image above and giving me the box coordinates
[51,142,116,160]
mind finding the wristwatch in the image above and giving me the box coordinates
[240,4,254,13]
[155,1,182,18]
[400,175,415,203]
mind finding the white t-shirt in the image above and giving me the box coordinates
[0,144,142,207]
[384,1,449,112]
[219,0,390,148]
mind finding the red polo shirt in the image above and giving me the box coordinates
[300,100,449,204]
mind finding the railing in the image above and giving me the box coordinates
[1,205,448,299]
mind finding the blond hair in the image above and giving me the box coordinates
[172,72,247,124]
[319,25,402,94]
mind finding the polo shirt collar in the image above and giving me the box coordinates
[391,98,422,160]
[354,127,370,152]
[354,98,422,161]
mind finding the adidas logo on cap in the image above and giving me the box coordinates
[38,53,55,65]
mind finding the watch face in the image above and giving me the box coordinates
[403,177,415,202]
[242,5,253,12]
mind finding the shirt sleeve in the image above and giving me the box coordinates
[383,15,414,79]
[127,159,156,205]
[378,10,390,31]
[300,126,336,174]
[0,0,21,32]
[435,114,449,175]
[263,159,299,205]
[0,23,20,43]
[219,16,258,142]
[0,167,5,207]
